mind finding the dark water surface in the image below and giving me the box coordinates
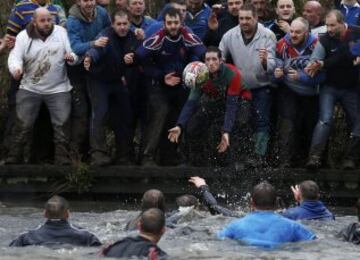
[1,202,360,259]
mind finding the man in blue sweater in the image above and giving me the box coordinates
[218,182,316,247]
[134,8,206,166]
[282,180,334,221]
[84,10,140,165]
[66,0,110,160]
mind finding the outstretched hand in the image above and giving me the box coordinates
[189,176,207,188]
[291,185,301,202]
[168,126,181,143]
[217,133,229,153]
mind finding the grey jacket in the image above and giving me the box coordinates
[219,23,276,89]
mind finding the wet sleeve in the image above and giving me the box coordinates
[199,185,239,217]
[86,32,108,64]
[217,221,236,239]
[9,234,26,247]
[88,234,102,246]
[293,223,316,242]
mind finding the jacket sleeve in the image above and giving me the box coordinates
[219,34,229,62]
[61,27,79,66]
[176,88,201,128]
[9,234,26,247]
[6,7,25,36]
[87,233,102,246]
[265,33,277,73]
[8,32,26,76]
[198,185,240,217]
[86,32,108,64]
[66,17,93,56]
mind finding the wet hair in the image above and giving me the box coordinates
[355,198,360,221]
[239,2,257,17]
[326,9,344,24]
[292,17,309,32]
[299,180,319,201]
[163,7,182,21]
[206,46,222,59]
[140,208,165,235]
[44,195,69,219]
[111,10,129,23]
[141,189,166,212]
[251,182,277,210]
[176,194,199,207]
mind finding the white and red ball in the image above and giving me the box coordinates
[182,61,209,89]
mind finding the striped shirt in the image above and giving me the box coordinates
[7,0,59,36]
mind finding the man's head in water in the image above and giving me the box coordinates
[138,208,166,243]
[44,195,69,220]
[141,189,166,212]
[250,182,277,211]
[176,194,199,208]
[299,180,320,202]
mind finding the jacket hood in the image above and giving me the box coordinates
[68,4,98,23]
[300,200,334,219]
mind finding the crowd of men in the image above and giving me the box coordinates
[1,0,360,170]
[7,179,360,257]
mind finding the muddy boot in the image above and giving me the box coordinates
[90,151,112,166]
[306,143,325,170]
[341,136,360,170]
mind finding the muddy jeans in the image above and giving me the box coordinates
[9,89,71,157]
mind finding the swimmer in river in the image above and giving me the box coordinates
[102,208,168,259]
[9,195,101,247]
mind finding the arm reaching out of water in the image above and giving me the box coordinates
[189,177,240,217]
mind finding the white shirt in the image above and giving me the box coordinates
[8,25,78,94]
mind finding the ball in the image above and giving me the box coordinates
[182,61,209,89]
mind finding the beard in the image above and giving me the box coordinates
[37,24,54,38]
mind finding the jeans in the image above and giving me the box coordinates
[277,86,319,161]
[87,79,133,157]
[10,89,71,156]
[311,85,360,149]
[251,87,272,134]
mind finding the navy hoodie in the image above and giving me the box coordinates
[282,200,334,221]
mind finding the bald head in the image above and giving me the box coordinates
[33,7,51,20]
[32,7,54,38]
[303,1,323,27]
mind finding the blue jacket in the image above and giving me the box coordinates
[185,4,212,40]
[86,27,140,82]
[9,219,101,247]
[66,4,111,56]
[274,32,324,96]
[218,211,316,248]
[282,200,334,221]
[135,27,206,83]
[339,3,360,26]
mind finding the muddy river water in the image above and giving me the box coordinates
[0,201,360,259]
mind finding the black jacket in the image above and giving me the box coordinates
[319,25,360,88]
[198,185,241,217]
[9,219,101,247]
[340,222,360,244]
[103,236,167,259]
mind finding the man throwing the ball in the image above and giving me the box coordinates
[168,46,251,166]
